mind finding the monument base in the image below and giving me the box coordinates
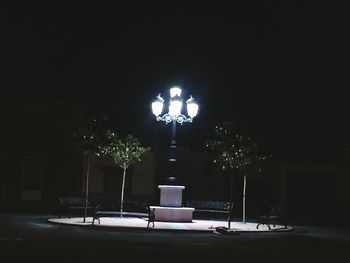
[150,206,195,222]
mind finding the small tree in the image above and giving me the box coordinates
[100,131,150,218]
[207,121,269,223]
[73,113,109,222]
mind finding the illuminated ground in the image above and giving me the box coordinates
[48,217,293,232]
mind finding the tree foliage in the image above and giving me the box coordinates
[73,112,110,156]
[100,131,150,169]
[207,121,269,174]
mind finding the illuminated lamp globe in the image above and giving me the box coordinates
[169,95,182,117]
[170,87,182,98]
[186,96,199,118]
[152,94,164,117]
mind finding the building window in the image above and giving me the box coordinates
[21,156,43,200]
[0,157,6,204]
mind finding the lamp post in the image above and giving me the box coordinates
[151,87,199,185]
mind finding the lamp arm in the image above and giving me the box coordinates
[155,113,193,124]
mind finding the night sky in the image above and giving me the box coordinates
[1,3,348,162]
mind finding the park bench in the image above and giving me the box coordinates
[147,207,155,229]
[92,201,152,227]
[256,205,288,230]
[186,200,234,228]
[58,196,99,218]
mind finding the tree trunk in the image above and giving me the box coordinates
[229,174,234,204]
[120,167,127,218]
[83,153,90,223]
[243,173,247,223]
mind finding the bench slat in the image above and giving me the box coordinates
[194,209,228,213]
[186,201,232,211]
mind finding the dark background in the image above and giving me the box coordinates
[1,2,348,163]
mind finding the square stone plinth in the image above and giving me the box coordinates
[158,185,185,207]
[150,206,195,222]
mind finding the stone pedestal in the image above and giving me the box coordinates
[158,185,184,207]
[152,185,194,222]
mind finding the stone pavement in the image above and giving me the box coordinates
[48,216,293,232]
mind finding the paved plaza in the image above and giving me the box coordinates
[49,216,292,232]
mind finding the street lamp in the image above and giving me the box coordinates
[151,87,199,184]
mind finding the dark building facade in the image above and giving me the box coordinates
[0,99,84,209]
